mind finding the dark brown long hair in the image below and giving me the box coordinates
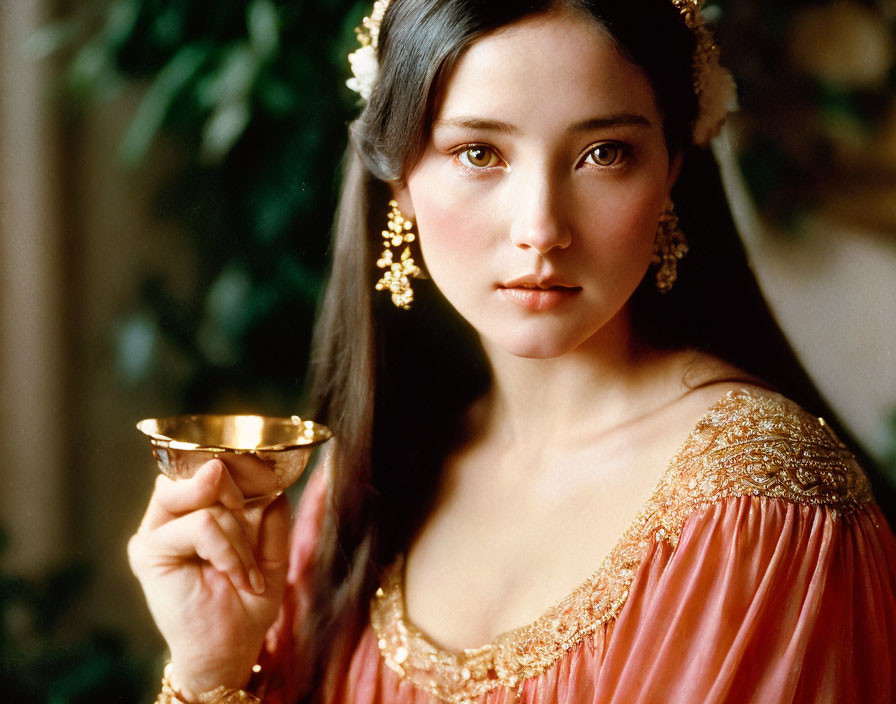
[297,0,890,698]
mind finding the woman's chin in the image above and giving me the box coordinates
[480,332,584,361]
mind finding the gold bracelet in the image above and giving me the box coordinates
[156,663,263,704]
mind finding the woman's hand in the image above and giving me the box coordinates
[128,459,291,699]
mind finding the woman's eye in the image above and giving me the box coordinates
[585,143,625,167]
[457,146,500,169]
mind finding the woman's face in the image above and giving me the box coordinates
[398,10,677,359]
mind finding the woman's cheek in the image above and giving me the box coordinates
[415,195,490,267]
[607,185,665,248]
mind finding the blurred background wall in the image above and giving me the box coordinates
[0,1,894,701]
[1,3,189,698]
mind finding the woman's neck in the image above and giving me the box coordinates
[477,310,694,453]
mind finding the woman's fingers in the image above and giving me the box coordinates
[140,460,245,532]
[131,505,263,595]
[192,508,264,594]
[256,494,291,588]
[130,461,290,597]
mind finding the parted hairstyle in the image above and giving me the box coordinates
[297,0,878,698]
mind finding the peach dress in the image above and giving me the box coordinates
[254,389,896,703]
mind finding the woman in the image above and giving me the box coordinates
[128,1,896,702]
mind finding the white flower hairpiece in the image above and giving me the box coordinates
[670,0,739,145]
[346,0,391,101]
[346,0,737,146]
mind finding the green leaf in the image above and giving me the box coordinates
[118,43,212,164]
[114,312,158,384]
[197,266,252,366]
[24,20,83,61]
[248,0,280,59]
[100,0,142,48]
[67,41,114,97]
[201,99,252,162]
[203,44,260,107]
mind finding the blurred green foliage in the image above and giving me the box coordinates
[0,531,151,702]
[713,0,896,231]
[51,0,367,412]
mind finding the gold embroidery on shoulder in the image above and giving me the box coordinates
[369,389,873,702]
[654,390,873,544]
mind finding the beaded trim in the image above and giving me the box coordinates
[155,663,263,704]
[370,389,873,702]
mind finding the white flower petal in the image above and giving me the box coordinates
[694,59,738,145]
[347,45,379,100]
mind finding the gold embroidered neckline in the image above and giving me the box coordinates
[369,389,872,702]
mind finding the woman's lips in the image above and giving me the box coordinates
[497,284,581,312]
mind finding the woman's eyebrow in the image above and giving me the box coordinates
[432,117,519,134]
[568,113,652,132]
[433,113,652,135]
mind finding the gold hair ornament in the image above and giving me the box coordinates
[375,200,423,309]
[346,0,391,100]
[346,0,736,146]
[670,0,738,145]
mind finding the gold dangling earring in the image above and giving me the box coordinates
[375,200,423,310]
[652,198,688,293]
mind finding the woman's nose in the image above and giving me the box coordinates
[508,176,572,254]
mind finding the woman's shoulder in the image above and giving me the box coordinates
[655,383,874,533]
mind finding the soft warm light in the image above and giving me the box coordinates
[231,415,266,448]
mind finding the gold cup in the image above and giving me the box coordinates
[136,414,332,502]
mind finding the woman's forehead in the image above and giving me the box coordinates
[433,11,662,130]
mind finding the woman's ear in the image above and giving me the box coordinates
[390,182,416,219]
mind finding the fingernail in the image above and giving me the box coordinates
[249,567,265,594]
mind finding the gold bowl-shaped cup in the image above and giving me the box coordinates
[136,414,332,501]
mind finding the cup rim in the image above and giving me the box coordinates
[136,413,333,453]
